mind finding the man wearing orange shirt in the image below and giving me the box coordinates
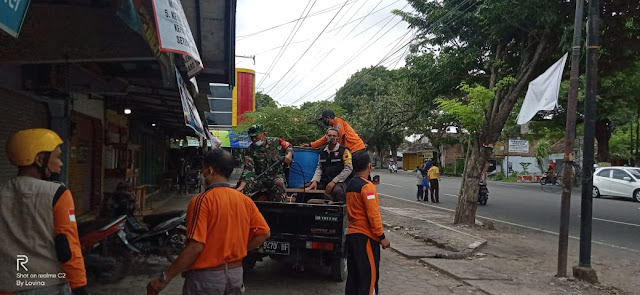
[344,151,390,295]
[304,110,366,155]
[0,129,88,295]
[147,148,270,295]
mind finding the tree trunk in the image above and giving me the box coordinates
[454,135,492,225]
[458,138,472,197]
[595,119,611,163]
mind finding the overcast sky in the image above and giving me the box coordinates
[235,0,413,107]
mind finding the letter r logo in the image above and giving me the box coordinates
[16,255,28,271]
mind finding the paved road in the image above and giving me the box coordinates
[375,169,640,252]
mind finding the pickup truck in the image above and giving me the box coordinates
[244,198,348,281]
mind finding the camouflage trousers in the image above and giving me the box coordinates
[244,175,287,202]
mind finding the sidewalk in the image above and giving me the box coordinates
[378,196,632,295]
[89,178,633,295]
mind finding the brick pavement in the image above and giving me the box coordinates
[87,189,484,294]
[88,249,483,295]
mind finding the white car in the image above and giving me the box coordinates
[593,167,640,202]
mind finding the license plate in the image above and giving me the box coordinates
[262,241,290,255]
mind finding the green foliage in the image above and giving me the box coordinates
[436,81,504,133]
[334,66,415,152]
[489,171,506,181]
[610,123,634,159]
[256,92,277,110]
[234,106,320,145]
[535,140,552,172]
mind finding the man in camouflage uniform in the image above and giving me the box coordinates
[237,124,293,202]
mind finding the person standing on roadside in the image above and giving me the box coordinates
[427,162,441,203]
[415,166,424,201]
[147,148,271,295]
[0,129,89,295]
[345,151,390,295]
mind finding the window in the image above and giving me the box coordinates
[611,169,631,180]
[628,169,640,180]
[597,169,611,178]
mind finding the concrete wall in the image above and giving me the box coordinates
[502,155,543,175]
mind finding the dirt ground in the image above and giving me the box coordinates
[379,197,640,295]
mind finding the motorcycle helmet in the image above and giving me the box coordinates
[6,128,63,166]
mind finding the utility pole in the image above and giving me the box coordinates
[557,0,584,278]
[574,0,599,284]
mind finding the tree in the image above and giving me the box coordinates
[396,0,574,224]
[256,92,277,110]
[523,1,640,162]
[535,140,552,173]
[234,106,320,145]
[335,66,418,163]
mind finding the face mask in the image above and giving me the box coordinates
[201,168,214,186]
[255,140,264,147]
[47,172,61,182]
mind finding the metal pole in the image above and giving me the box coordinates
[557,0,584,278]
[574,0,599,283]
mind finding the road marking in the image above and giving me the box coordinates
[381,183,403,188]
[592,217,640,228]
[444,193,459,198]
[378,193,640,254]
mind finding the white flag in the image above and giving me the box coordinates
[516,53,568,125]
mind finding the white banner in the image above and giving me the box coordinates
[175,67,206,138]
[153,0,204,77]
[517,53,568,125]
[508,140,530,154]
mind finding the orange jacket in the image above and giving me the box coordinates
[54,189,87,290]
[345,177,385,242]
[311,117,365,152]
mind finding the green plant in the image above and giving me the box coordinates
[519,162,531,175]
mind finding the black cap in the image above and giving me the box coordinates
[318,109,336,120]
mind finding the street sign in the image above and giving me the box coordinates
[0,0,31,38]
[152,0,203,77]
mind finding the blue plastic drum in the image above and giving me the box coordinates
[288,147,320,188]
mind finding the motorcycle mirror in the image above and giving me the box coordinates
[372,175,380,185]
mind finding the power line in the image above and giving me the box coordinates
[331,0,369,36]
[236,0,358,41]
[257,0,315,89]
[287,10,408,105]
[328,0,359,33]
[343,0,385,38]
[266,0,351,94]
[299,0,474,105]
[317,0,476,103]
[273,0,404,102]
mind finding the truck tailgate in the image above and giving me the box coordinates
[255,201,346,243]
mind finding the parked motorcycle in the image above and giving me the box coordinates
[122,211,187,262]
[389,163,398,173]
[79,215,132,284]
[478,181,489,205]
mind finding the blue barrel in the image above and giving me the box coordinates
[288,147,320,188]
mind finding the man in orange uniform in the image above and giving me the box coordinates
[344,151,391,295]
[304,110,366,155]
[147,148,271,295]
[0,129,88,295]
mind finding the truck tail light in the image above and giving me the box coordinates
[305,241,334,251]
